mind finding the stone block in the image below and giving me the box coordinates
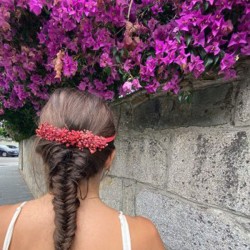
[234,74,250,126]
[111,102,133,131]
[133,84,233,130]
[111,131,170,188]
[100,176,123,210]
[133,98,163,129]
[122,179,136,215]
[21,137,47,198]
[167,128,250,216]
[136,189,250,250]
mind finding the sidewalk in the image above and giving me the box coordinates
[0,158,33,205]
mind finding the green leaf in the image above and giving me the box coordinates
[186,35,192,47]
[122,73,128,82]
[204,2,209,11]
[115,55,121,63]
[213,55,220,67]
[204,57,214,68]
[112,48,117,56]
[104,67,111,76]
[178,94,183,102]
[118,68,124,75]
[175,33,181,43]
[185,95,192,104]
[198,47,207,59]
[120,49,124,57]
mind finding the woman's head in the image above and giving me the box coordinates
[35,88,116,250]
[36,88,116,180]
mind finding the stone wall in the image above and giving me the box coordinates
[101,59,250,250]
[20,60,250,249]
[19,136,47,195]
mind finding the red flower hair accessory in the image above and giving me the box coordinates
[36,123,116,154]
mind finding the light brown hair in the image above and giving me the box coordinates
[35,88,116,250]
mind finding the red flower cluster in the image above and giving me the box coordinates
[36,123,115,154]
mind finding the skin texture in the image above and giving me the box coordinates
[0,152,166,250]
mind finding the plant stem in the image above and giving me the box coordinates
[127,0,134,20]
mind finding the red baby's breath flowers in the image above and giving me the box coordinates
[36,123,115,154]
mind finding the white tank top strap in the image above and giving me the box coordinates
[2,201,27,250]
[119,211,132,250]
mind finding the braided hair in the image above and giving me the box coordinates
[35,88,116,250]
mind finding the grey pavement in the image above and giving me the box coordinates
[0,157,33,205]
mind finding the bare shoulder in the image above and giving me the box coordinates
[126,215,166,250]
[0,203,18,227]
[0,203,20,246]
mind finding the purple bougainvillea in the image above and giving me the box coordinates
[0,0,249,113]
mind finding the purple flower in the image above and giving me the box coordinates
[120,78,142,96]
[123,59,133,72]
[148,18,158,31]
[28,75,49,100]
[221,20,233,36]
[92,29,112,51]
[13,84,30,102]
[63,53,78,77]
[219,69,237,80]
[62,19,77,32]
[1,0,249,112]
[216,0,233,11]
[155,40,167,56]
[0,8,10,31]
[204,42,220,55]
[193,31,205,47]
[84,0,97,16]
[13,66,26,81]
[161,50,175,65]
[93,80,106,91]
[153,25,168,41]
[175,16,191,32]
[131,79,142,90]
[28,0,44,15]
[145,80,160,94]
[174,49,190,70]
[189,55,205,78]
[211,17,223,37]
[220,53,236,71]
[142,56,157,77]
[162,74,180,94]
[100,53,113,68]
[199,15,211,32]
[241,43,250,56]
[151,4,163,15]
[228,32,247,48]
[78,80,89,91]
[122,81,132,94]
[102,90,115,100]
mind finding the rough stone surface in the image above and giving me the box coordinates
[132,84,233,130]
[112,102,134,131]
[100,176,123,210]
[167,128,250,216]
[136,189,250,250]
[112,131,170,188]
[20,138,47,197]
[122,179,136,215]
[235,73,250,126]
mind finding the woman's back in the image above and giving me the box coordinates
[0,195,165,250]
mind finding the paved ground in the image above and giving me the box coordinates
[0,157,33,205]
